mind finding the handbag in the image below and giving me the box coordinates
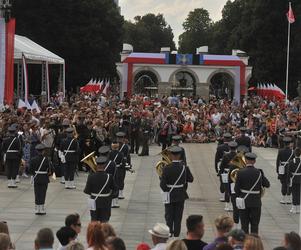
[87,174,110,211]
[279,151,293,175]
[161,165,185,204]
[30,157,46,185]
[236,172,262,210]
[221,170,229,184]
[60,139,75,163]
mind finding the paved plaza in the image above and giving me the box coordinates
[0,143,299,249]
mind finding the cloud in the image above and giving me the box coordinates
[119,0,228,47]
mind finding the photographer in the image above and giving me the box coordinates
[160,115,177,150]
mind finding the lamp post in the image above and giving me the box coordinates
[0,0,12,22]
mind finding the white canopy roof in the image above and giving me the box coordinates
[14,35,64,64]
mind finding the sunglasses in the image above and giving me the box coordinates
[76,223,81,227]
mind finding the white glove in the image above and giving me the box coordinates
[61,155,66,164]
[58,151,66,163]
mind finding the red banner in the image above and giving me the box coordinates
[4,19,15,104]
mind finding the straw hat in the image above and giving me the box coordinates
[148,223,170,238]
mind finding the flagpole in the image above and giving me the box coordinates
[285,2,292,102]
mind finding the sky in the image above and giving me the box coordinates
[119,0,229,46]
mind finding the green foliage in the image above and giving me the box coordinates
[12,0,124,89]
[178,8,212,54]
[179,0,301,97]
[123,13,176,52]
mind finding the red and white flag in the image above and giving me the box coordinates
[287,3,295,24]
[103,79,110,95]
[22,54,29,102]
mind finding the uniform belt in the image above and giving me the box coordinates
[64,150,75,153]
[280,161,289,165]
[241,189,260,194]
[7,150,19,152]
[293,173,301,176]
[167,184,184,188]
[116,164,121,167]
[91,192,111,197]
[35,171,48,174]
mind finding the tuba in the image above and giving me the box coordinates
[81,152,97,172]
[155,149,172,177]
[229,152,246,183]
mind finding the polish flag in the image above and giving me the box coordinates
[87,78,93,85]
[31,100,41,113]
[274,84,285,100]
[268,83,274,98]
[17,99,26,109]
[261,83,264,96]
[103,79,110,95]
[100,79,107,93]
[287,3,295,24]
[257,83,262,96]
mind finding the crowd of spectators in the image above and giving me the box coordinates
[1,93,301,176]
[0,213,300,250]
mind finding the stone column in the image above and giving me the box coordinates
[196,82,210,102]
[158,82,172,97]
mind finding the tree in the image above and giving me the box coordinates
[123,13,176,52]
[209,0,244,54]
[208,0,301,97]
[178,8,212,54]
[12,0,123,90]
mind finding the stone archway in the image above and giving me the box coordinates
[168,69,199,97]
[207,70,236,99]
[133,68,160,97]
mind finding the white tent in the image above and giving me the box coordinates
[14,35,64,64]
[14,35,65,101]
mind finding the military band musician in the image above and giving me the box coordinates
[84,156,118,222]
[160,146,194,237]
[29,144,53,215]
[234,152,270,234]
[276,137,293,204]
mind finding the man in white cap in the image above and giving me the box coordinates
[148,223,170,250]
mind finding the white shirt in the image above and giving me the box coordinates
[185,114,196,122]
[151,243,167,250]
[211,113,222,125]
[40,128,54,148]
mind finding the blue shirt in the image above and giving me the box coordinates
[203,236,228,250]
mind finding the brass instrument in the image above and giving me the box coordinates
[81,152,97,172]
[155,149,172,177]
[229,152,246,183]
